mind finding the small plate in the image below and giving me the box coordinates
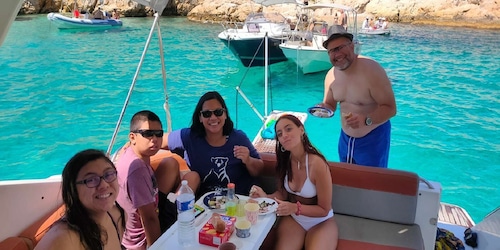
[255,197,278,215]
[307,106,334,118]
[203,191,227,210]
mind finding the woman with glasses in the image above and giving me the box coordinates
[162,91,264,197]
[36,149,125,250]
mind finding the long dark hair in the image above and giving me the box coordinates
[274,115,328,192]
[61,149,122,249]
[190,91,234,137]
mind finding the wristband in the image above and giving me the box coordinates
[295,201,302,216]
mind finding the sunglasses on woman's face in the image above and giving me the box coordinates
[131,129,164,138]
[200,108,225,118]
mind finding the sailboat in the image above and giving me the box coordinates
[0,0,499,249]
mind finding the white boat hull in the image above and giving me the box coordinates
[218,12,291,67]
[218,31,288,67]
[47,13,123,29]
[359,28,390,35]
[280,42,331,74]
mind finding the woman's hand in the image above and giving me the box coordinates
[249,185,266,198]
[275,198,297,217]
[233,145,250,163]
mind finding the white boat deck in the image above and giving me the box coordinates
[439,202,475,228]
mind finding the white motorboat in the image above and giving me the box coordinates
[47,12,122,29]
[279,3,361,74]
[217,0,303,67]
[0,0,499,249]
[218,12,292,67]
[359,27,391,35]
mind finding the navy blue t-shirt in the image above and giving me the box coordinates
[169,128,260,196]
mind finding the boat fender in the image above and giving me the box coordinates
[464,228,478,247]
[261,119,276,139]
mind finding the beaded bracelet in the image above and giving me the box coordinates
[295,201,302,216]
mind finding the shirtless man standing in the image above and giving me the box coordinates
[319,25,396,168]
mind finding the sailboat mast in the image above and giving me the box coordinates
[264,32,269,116]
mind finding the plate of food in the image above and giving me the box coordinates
[248,197,278,215]
[203,191,227,210]
[307,106,334,118]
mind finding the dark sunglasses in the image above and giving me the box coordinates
[132,129,164,138]
[200,108,225,118]
[76,170,117,188]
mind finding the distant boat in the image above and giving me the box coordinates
[217,0,304,67]
[359,27,390,35]
[217,12,291,67]
[47,13,122,30]
[279,3,361,74]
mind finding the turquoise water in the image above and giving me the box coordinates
[1,15,499,223]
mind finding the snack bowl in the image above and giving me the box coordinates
[235,219,251,238]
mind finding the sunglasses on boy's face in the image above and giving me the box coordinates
[200,108,225,118]
[76,170,117,188]
[131,129,164,138]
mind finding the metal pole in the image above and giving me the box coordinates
[106,12,161,156]
[264,32,269,116]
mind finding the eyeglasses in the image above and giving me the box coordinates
[131,129,164,138]
[200,108,225,118]
[327,42,351,55]
[76,170,117,188]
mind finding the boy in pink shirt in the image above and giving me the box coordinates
[116,110,179,249]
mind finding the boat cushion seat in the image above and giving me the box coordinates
[150,149,190,172]
[336,214,423,250]
[0,205,65,250]
[330,162,419,225]
[257,152,424,250]
[0,237,31,250]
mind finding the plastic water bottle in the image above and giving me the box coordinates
[225,183,236,216]
[177,180,195,247]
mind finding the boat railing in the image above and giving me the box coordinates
[220,21,244,33]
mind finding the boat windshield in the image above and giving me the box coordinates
[246,12,287,24]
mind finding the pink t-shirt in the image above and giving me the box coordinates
[116,147,158,250]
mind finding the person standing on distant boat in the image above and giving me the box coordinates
[381,18,389,29]
[319,25,397,168]
[112,9,120,19]
[73,9,80,18]
[362,17,369,29]
[338,9,347,30]
[93,7,105,20]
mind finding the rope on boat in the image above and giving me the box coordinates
[234,34,275,128]
[234,35,265,128]
[106,12,165,156]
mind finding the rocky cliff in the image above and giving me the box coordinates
[20,0,500,29]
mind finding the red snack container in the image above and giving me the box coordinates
[199,215,236,247]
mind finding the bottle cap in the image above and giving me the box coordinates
[227,183,235,189]
[182,180,188,185]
